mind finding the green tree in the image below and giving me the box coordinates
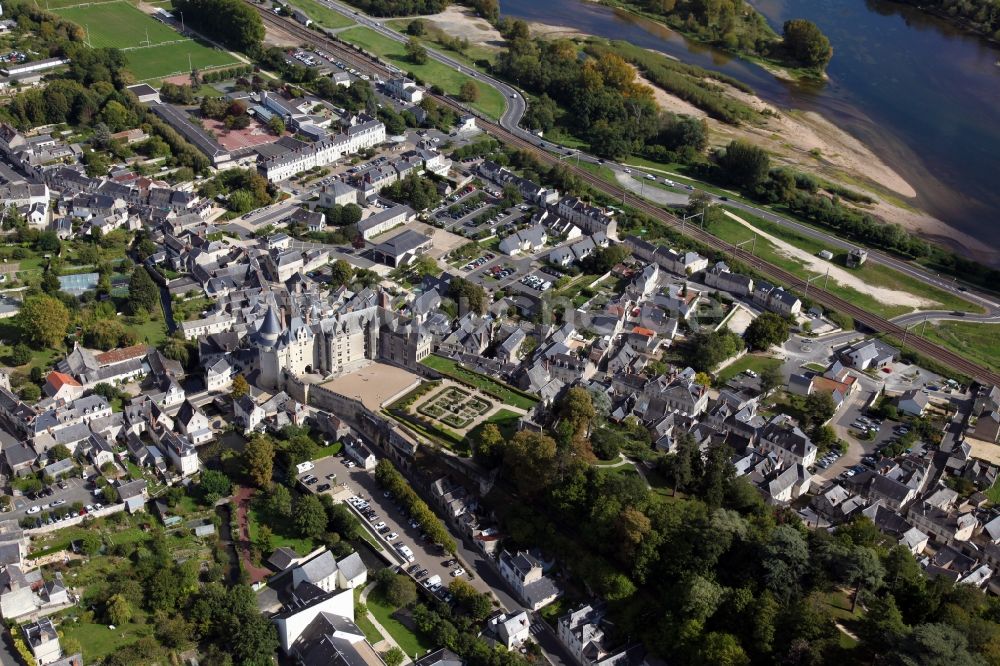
[782,19,832,68]
[447,277,487,315]
[405,38,428,64]
[17,294,69,348]
[50,444,73,461]
[556,386,596,444]
[329,259,354,287]
[127,266,160,316]
[267,115,285,135]
[379,571,417,607]
[107,593,133,625]
[19,384,41,402]
[9,343,32,365]
[448,579,493,621]
[243,434,275,488]
[383,647,405,666]
[801,391,836,429]
[256,524,274,554]
[743,312,790,351]
[406,19,425,35]
[293,494,328,539]
[79,531,102,556]
[759,364,782,395]
[718,140,771,190]
[474,422,504,460]
[502,430,557,498]
[263,484,292,520]
[199,470,232,502]
[459,80,479,103]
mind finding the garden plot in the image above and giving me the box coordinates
[417,386,492,430]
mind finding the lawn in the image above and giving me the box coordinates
[986,479,1000,504]
[716,354,782,385]
[365,587,434,655]
[286,0,355,29]
[353,587,384,643]
[130,317,169,346]
[60,621,155,664]
[421,355,538,410]
[336,26,506,120]
[122,41,239,81]
[51,1,238,80]
[922,321,1000,374]
[54,2,181,48]
[247,506,317,554]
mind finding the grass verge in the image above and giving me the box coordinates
[921,321,1000,374]
[286,0,355,29]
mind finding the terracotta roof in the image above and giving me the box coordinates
[95,344,148,365]
[46,371,80,389]
[631,326,656,337]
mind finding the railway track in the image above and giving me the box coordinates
[251,6,1000,386]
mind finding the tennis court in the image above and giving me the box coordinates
[58,273,100,296]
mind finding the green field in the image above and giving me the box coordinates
[716,354,782,385]
[52,1,238,79]
[54,2,180,48]
[421,355,538,410]
[125,42,238,80]
[60,621,155,663]
[922,321,1000,374]
[337,26,506,120]
[286,0,355,29]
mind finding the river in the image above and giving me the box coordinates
[499,0,1000,254]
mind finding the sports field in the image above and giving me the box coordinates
[51,0,238,80]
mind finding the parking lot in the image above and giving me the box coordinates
[298,451,503,602]
[819,395,909,481]
[6,476,101,525]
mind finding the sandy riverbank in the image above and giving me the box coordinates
[403,5,507,51]
[630,66,993,256]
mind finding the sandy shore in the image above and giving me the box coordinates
[630,65,993,253]
[405,5,507,51]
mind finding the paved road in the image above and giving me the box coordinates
[297,453,574,666]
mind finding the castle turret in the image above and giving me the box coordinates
[256,304,282,348]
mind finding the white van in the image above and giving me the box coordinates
[396,544,415,562]
[423,574,442,589]
[296,461,315,474]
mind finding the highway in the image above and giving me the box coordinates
[247,4,1000,385]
